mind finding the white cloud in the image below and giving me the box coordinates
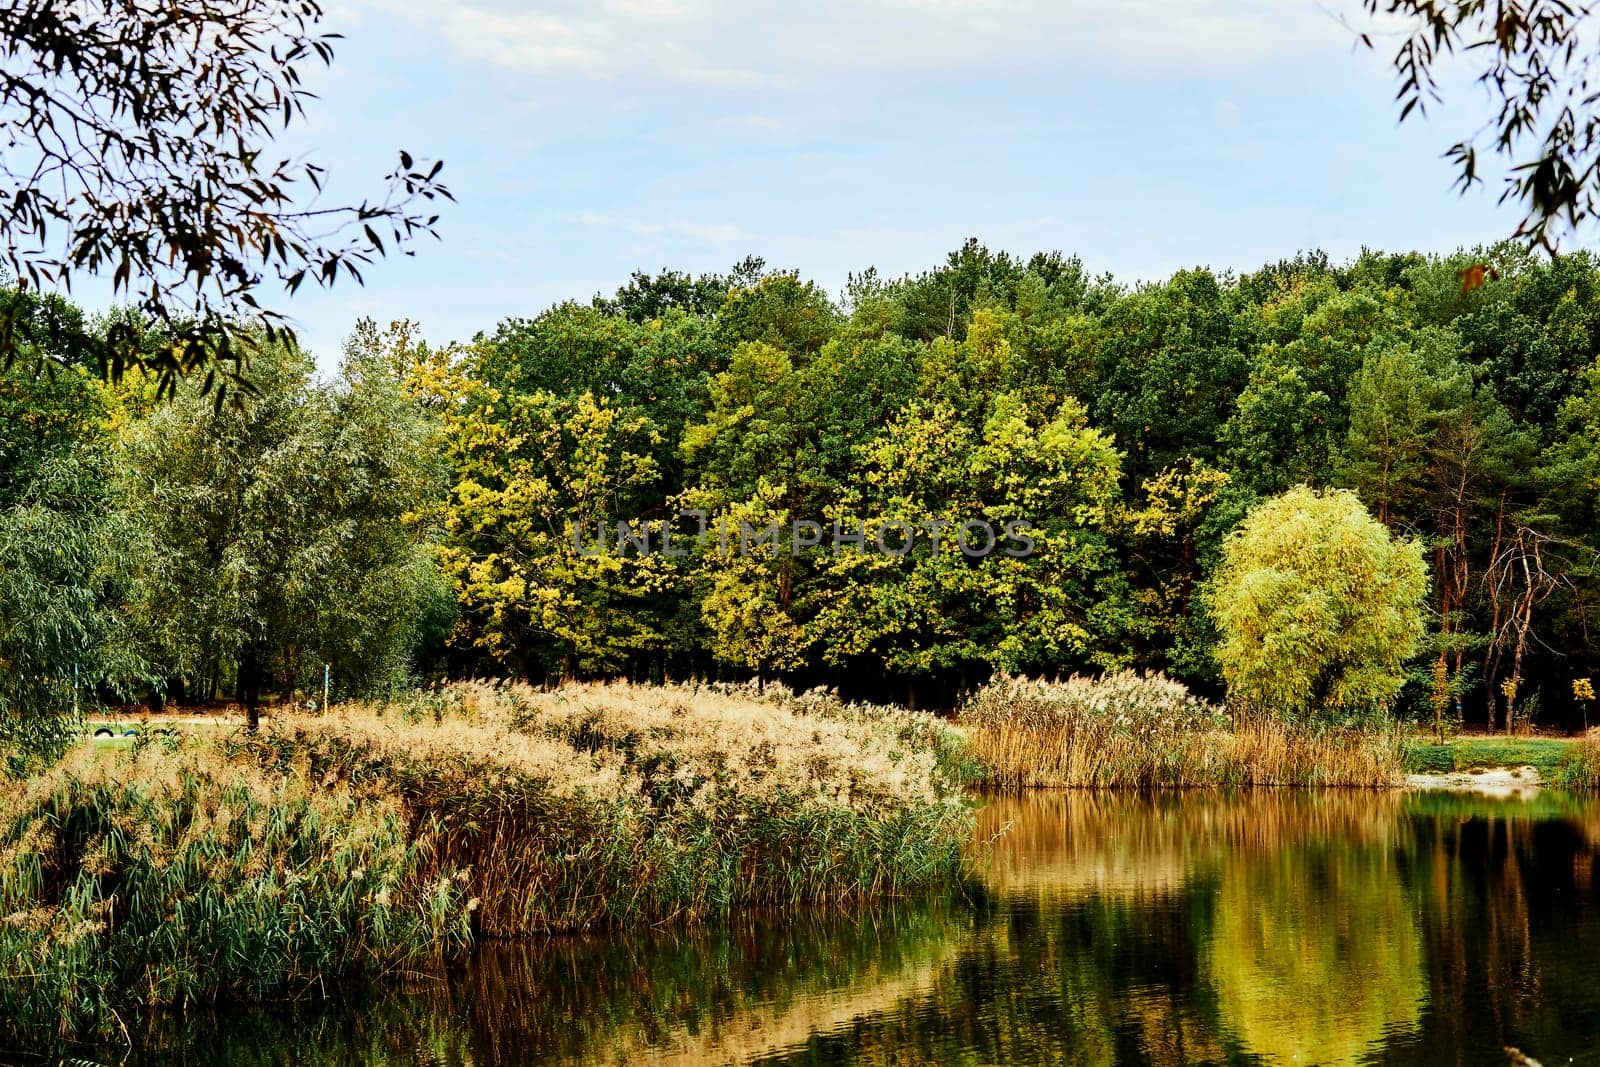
[434,6,598,72]
[572,211,744,244]
[368,0,1366,85]
[716,114,788,131]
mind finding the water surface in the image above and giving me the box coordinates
[131,791,1600,1065]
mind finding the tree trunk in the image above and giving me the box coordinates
[238,647,264,732]
[1482,491,1509,732]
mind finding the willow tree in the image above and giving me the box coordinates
[120,337,446,728]
[1209,486,1428,724]
[0,351,141,757]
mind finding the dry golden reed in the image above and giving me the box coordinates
[960,673,1406,790]
[245,680,975,936]
[1,680,972,1045]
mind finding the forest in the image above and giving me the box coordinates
[5,239,1599,739]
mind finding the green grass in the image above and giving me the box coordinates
[1402,736,1574,776]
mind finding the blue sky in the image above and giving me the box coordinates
[250,0,1533,368]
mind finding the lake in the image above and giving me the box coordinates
[128,790,1600,1065]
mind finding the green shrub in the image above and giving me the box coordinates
[1552,733,1600,791]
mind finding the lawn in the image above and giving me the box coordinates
[1403,736,1575,777]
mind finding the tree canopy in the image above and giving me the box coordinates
[9,239,1600,739]
[1209,486,1428,723]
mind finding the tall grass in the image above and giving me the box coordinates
[237,680,974,936]
[1,681,972,1045]
[960,673,1405,790]
[1552,730,1600,791]
[0,744,468,1046]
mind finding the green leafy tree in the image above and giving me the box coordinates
[0,353,140,753]
[1209,486,1428,723]
[715,272,839,358]
[1341,330,1464,526]
[1116,459,1237,682]
[477,303,725,477]
[121,336,446,726]
[1094,269,1246,485]
[415,345,673,681]
[818,390,1125,686]
[1224,288,1389,495]
[684,486,810,678]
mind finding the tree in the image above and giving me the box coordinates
[593,258,767,322]
[0,0,449,391]
[1341,331,1461,526]
[414,345,674,681]
[715,272,839,358]
[1093,269,1246,485]
[1224,288,1389,496]
[476,303,725,472]
[1116,459,1237,683]
[1210,486,1428,723]
[120,337,446,728]
[684,485,810,679]
[676,328,925,682]
[0,352,140,754]
[1362,1,1600,249]
[816,390,1126,687]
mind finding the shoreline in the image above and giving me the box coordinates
[1406,766,1545,797]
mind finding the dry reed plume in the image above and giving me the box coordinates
[960,673,1406,790]
[1,680,972,1044]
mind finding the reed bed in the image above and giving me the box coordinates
[959,673,1406,790]
[241,680,975,937]
[1,681,971,1045]
[0,743,468,1046]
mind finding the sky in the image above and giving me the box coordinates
[224,0,1535,369]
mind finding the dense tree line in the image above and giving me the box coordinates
[4,240,1600,734]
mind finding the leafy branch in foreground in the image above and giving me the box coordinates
[0,0,450,394]
[1362,1,1600,251]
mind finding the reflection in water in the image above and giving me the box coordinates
[1203,816,1425,1064]
[126,791,1600,1066]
